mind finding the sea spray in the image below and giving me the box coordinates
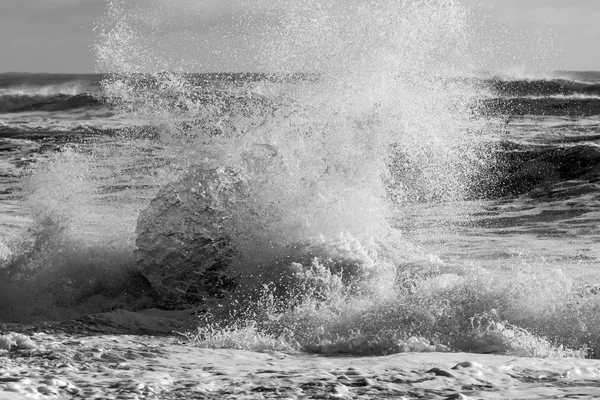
[95,0,487,241]
[94,0,505,346]
[1,0,596,357]
[0,141,164,321]
[12,0,490,334]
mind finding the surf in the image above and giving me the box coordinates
[1,0,599,357]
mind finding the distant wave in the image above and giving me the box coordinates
[0,84,94,97]
[480,97,600,117]
[478,143,600,199]
[483,70,600,85]
[0,93,101,113]
[0,73,102,95]
[469,74,600,116]
[485,78,600,98]
[517,94,600,100]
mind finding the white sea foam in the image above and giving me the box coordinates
[0,83,93,97]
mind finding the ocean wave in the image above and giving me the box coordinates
[485,78,600,98]
[0,93,101,113]
[483,69,600,84]
[478,142,600,198]
[0,73,102,95]
[0,85,93,97]
[506,94,600,101]
[479,97,600,117]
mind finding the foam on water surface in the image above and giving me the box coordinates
[3,332,600,399]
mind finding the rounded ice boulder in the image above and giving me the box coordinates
[135,166,244,309]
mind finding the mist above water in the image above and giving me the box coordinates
[95,0,488,247]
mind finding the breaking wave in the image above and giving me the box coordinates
[2,0,600,357]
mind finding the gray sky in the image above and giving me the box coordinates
[0,0,598,73]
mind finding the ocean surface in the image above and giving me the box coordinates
[1,0,600,358]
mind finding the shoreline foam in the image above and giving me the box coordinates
[2,315,600,399]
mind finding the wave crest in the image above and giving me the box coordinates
[0,93,100,113]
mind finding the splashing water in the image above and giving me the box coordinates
[96,0,486,241]
[3,0,598,357]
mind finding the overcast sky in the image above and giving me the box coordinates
[0,0,598,73]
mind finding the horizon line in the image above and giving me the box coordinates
[1,69,600,75]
